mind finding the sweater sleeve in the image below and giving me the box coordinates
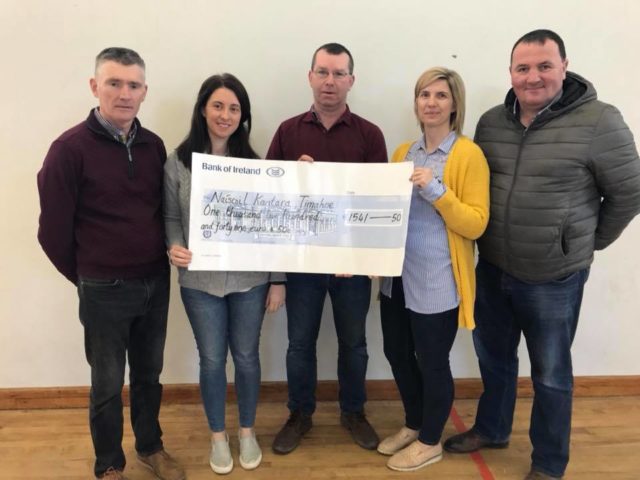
[365,125,388,163]
[268,272,286,283]
[163,152,187,249]
[391,143,412,163]
[37,140,80,284]
[432,140,490,240]
[589,105,640,250]
[266,125,284,160]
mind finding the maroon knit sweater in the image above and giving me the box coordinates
[37,111,168,284]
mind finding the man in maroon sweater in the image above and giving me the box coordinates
[37,47,184,480]
[268,43,387,455]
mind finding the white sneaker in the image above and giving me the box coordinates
[377,426,420,455]
[210,433,233,474]
[238,429,262,470]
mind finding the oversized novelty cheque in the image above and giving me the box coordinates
[188,153,413,276]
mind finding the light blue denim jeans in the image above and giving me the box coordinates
[180,283,268,431]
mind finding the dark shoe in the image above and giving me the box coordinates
[272,411,312,454]
[97,467,128,479]
[340,412,379,450]
[443,428,509,453]
[524,468,563,479]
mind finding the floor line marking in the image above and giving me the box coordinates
[450,406,496,480]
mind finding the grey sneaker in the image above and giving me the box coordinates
[239,429,263,470]
[210,433,233,474]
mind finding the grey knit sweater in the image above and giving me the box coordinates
[163,150,285,296]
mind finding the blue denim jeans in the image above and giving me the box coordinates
[77,273,169,477]
[380,277,458,445]
[285,273,371,415]
[472,259,589,477]
[180,283,268,432]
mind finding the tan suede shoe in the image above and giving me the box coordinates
[387,440,443,472]
[377,427,419,456]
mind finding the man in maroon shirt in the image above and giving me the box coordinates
[267,43,387,454]
[37,48,184,480]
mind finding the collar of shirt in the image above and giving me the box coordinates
[93,107,137,145]
[415,130,457,156]
[304,104,353,128]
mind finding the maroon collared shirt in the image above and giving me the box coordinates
[266,106,387,163]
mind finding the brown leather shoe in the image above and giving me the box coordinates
[444,428,509,453]
[272,411,312,454]
[340,412,379,450]
[137,449,185,480]
[524,468,563,479]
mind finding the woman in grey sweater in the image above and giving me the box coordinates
[164,73,285,474]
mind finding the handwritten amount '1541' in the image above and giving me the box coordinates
[345,209,403,227]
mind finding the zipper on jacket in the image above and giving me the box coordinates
[126,144,134,179]
[89,123,137,179]
[503,127,528,272]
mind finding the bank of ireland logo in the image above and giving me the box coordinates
[266,166,285,177]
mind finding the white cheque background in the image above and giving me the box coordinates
[188,153,413,276]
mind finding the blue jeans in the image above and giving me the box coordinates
[181,283,268,432]
[285,273,371,415]
[380,277,458,445]
[77,273,169,477]
[472,259,589,477]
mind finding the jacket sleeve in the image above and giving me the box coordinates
[590,105,640,250]
[432,143,490,240]
[163,152,187,249]
[36,140,80,284]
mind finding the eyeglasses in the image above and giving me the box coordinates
[312,69,351,80]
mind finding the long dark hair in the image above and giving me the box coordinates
[176,73,259,169]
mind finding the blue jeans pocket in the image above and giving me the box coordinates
[551,267,590,285]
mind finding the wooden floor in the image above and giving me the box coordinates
[1,397,639,479]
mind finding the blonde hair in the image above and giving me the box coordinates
[413,67,466,134]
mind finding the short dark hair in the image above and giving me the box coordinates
[510,29,566,63]
[311,43,354,74]
[95,47,145,72]
[176,73,258,169]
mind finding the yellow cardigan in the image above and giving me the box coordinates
[392,136,490,329]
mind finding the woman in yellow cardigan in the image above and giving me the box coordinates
[377,67,489,471]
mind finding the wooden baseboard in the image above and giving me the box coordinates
[1,376,638,410]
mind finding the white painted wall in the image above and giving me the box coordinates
[1,0,638,388]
